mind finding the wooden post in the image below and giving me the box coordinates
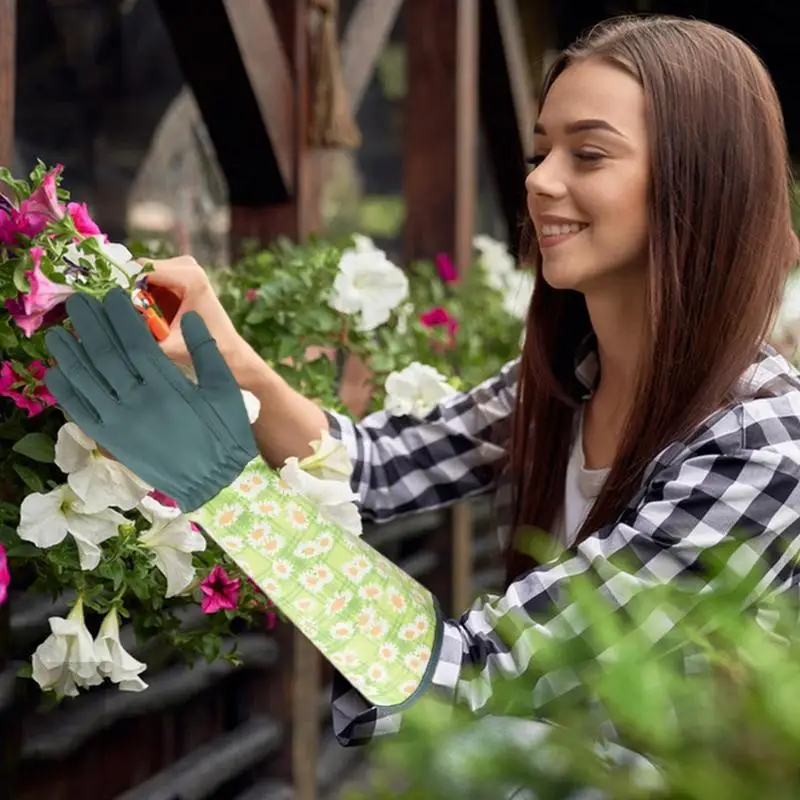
[0,3,16,796]
[404,0,478,615]
[0,0,14,169]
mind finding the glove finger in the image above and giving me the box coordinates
[44,326,118,416]
[102,287,165,371]
[44,364,103,431]
[182,312,238,394]
[64,292,143,397]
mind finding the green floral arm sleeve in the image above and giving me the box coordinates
[191,456,442,708]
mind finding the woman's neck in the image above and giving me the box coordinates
[581,276,647,468]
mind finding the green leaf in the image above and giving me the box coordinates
[0,316,18,351]
[6,542,42,558]
[12,259,29,294]
[13,432,55,463]
[13,463,44,492]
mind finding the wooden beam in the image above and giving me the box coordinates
[0,0,16,788]
[404,0,479,615]
[404,0,479,266]
[0,0,14,167]
[155,0,295,206]
[341,0,405,114]
[229,0,321,251]
[479,0,536,255]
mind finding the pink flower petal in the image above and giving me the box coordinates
[0,544,9,607]
[67,202,102,237]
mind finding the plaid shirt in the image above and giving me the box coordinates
[326,344,800,746]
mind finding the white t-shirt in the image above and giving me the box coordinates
[554,408,610,548]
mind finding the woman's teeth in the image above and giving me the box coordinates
[541,223,588,236]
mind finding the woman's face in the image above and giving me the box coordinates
[526,58,651,294]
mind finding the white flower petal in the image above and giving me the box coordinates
[280,460,357,507]
[152,547,196,597]
[54,422,93,473]
[31,601,102,697]
[299,430,353,482]
[65,506,126,570]
[18,488,70,549]
[139,512,205,597]
[95,609,148,691]
[328,249,409,332]
[68,457,150,514]
[384,362,456,418]
[319,502,363,538]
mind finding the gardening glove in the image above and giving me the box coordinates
[191,457,442,708]
[43,287,258,512]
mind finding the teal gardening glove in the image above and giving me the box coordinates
[44,288,258,512]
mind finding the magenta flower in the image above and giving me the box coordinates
[0,544,9,607]
[434,252,458,284]
[0,207,46,247]
[0,359,55,417]
[200,565,241,614]
[245,288,258,302]
[20,165,65,230]
[420,306,459,344]
[148,488,180,509]
[5,247,74,337]
[67,202,102,237]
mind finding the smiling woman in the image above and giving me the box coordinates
[38,14,800,797]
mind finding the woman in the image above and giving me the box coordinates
[44,14,800,754]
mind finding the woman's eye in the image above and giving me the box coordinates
[526,155,547,169]
[575,150,605,163]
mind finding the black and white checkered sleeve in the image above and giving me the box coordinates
[326,360,518,523]
[332,443,800,746]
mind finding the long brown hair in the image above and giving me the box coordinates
[508,15,799,580]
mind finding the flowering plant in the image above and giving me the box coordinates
[216,232,529,420]
[0,163,527,703]
[0,164,276,700]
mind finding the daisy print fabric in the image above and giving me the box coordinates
[192,457,439,707]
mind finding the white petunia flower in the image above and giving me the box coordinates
[328,248,409,332]
[31,598,102,697]
[55,422,151,514]
[94,608,148,692]
[384,362,456,418]
[473,234,516,292]
[64,236,143,288]
[138,496,206,597]
[280,458,362,537]
[501,269,535,320]
[18,485,126,570]
[297,429,353,483]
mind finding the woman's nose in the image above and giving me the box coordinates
[525,154,567,199]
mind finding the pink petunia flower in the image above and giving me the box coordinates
[245,288,258,302]
[67,202,102,237]
[0,544,9,607]
[200,565,241,614]
[0,359,55,417]
[20,165,65,230]
[5,248,74,337]
[434,252,458,284]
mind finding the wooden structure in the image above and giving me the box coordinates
[2,1,799,798]
[0,1,532,798]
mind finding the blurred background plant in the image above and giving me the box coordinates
[345,541,800,800]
